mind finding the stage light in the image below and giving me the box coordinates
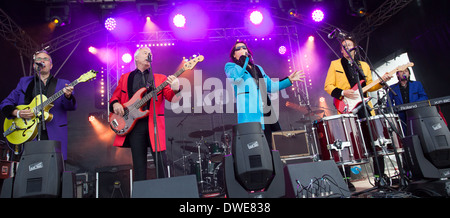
[278,46,287,55]
[250,10,263,25]
[88,46,97,54]
[308,36,314,41]
[104,17,116,31]
[319,97,325,103]
[311,9,324,22]
[173,14,186,28]
[89,115,96,122]
[146,16,151,22]
[122,53,132,63]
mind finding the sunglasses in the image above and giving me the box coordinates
[234,45,248,51]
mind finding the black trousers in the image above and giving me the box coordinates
[127,117,168,181]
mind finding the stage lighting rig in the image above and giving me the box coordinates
[45,4,71,27]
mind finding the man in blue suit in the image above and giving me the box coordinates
[0,50,76,160]
[389,67,428,134]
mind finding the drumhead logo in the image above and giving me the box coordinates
[29,162,43,172]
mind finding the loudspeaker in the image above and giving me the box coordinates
[95,165,132,198]
[13,140,64,198]
[272,130,310,159]
[407,106,450,168]
[232,122,273,191]
[131,175,199,198]
[402,135,450,179]
[284,160,350,198]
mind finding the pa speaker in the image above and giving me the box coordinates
[284,160,350,198]
[13,140,64,198]
[231,122,273,191]
[95,165,132,198]
[131,175,199,198]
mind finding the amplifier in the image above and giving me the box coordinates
[271,130,310,159]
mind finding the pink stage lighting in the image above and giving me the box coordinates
[278,46,287,55]
[104,17,116,31]
[88,46,97,54]
[312,9,324,22]
[173,14,186,28]
[250,10,263,25]
[122,53,132,63]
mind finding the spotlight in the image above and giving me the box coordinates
[311,9,324,22]
[45,5,70,27]
[319,97,325,103]
[249,10,263,25]
[104,17,116,31]
[308,36,314,41]
[278,46,287,55]
[88,46,97,54]
[89,115,96,122]
[173,14,186,28]
[122,53,132,64]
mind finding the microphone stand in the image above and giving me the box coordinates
[148,60,163,179]
[35,64,46,141]
[338,40,388,193]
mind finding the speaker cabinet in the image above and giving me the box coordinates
[272,130,310,159]
[131,175,199,198]
[95,165,132,198]
[284,160,350,198]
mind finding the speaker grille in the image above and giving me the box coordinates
[26,178,42,193]
[249,155,262,168]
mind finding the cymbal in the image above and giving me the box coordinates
[174,140,194,144]
[188,130,214,138]
[212,124,233,132]
[181,145,208,153]
[295,118,312,124]
[306,109,324,115]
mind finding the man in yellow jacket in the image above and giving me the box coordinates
[323,36,393,190]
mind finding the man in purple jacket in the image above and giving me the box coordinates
[0,50,76,160]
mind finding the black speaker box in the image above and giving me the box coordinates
[284,160,350,198]
[272,130,310,159]
[131,175,199,198]
[13,140,64,198]
[95,165,132,198]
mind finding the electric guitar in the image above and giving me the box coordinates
[3,70,98,145]
[333,62,414,114]
[109,55,204,136]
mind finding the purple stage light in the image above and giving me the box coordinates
[173,14,186,28]
[250,10,263,25]
[279,46,287,55]
[312,9,324,22]
[104,17,117,31]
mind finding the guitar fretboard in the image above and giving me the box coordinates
[34,79,80,113]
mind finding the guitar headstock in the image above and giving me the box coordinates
[183,55,205,70]
[396,62,414,72]
[78,70,98,83]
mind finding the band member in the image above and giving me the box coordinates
[0,50,76,160]
[109,47,181,181]
[324,36,393,189]
[225,40,305,150]
[389,67,428,133]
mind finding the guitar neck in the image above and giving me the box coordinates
[38,80,79,110]
[136,67,185,109]
[361,68,397,94]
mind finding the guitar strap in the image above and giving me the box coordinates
[25,76,58,104]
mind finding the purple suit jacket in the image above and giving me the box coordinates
[0,76,77,160]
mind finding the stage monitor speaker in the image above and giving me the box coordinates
[95,165,132,198]
[13,140,64,198]
[284,160,350,198]
[131,175,199,198]
[231,122,273,191]
[407,106,450,168]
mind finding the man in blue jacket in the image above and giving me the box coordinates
[389,67,428,134]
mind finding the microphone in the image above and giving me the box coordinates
[35,62,45,68]
[328,28,345,39]
[401,75,408,81]
[147,53,152,62]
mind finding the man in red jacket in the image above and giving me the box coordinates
[109,47,181,181]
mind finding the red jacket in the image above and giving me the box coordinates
[109,71,180,152]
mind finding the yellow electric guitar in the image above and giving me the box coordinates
[3,70,97,145]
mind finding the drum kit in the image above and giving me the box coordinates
[174,125,232,194]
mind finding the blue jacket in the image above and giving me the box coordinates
[0,76,77,160]
[389,80,428,130]
[225,57,292,129]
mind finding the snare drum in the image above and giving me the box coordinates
[313,114,369,166]
[359,113,404,156]
[206,141,225,163]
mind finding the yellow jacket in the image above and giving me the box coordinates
[324,58,382,115]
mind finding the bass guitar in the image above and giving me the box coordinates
[333,62,414,114]
[109,55,204,136]
[3,70,98,145]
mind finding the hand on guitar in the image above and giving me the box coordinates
[167,75,180,92]
[113,102,125,116]
[14,109,34,119]
[380,72,393,84]
[63,84,74,98]
[288,70,305,83]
